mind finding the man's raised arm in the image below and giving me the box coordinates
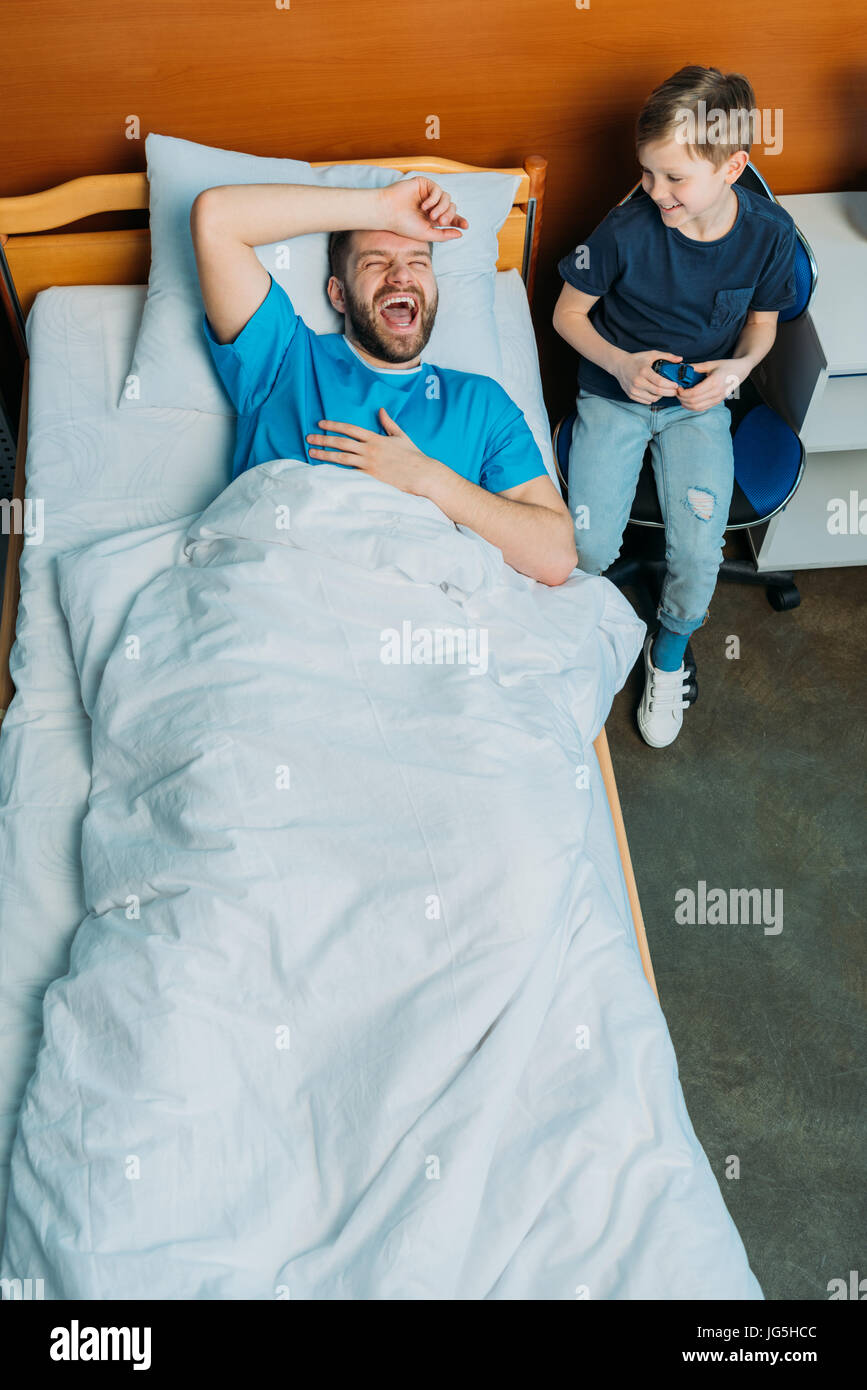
[190,180,467,344]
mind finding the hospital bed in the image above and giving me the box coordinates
[0,153,655,978]
[0,155,760,1299]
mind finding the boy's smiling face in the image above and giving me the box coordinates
[638,139,746,237]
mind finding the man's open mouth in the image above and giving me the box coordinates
[378,294,420,332]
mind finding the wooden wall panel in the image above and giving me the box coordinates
[1,0,865,419]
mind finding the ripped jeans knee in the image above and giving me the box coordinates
[683,485,718,522]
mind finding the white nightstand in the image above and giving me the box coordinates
[751,191,867,571]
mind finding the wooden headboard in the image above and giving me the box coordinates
[0,154,547,368]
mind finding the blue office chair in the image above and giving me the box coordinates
[552,161,816,699]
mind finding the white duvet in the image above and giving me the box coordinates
[0,461,762,1299]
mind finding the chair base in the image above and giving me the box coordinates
[604,553,800,612]
[716,558,802,611]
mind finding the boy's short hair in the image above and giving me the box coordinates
[636,65,757,169]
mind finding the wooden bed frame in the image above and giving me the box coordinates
[0,152,657,1000]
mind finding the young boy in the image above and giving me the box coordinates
[553,65,797,747]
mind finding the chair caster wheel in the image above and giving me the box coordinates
[767,583,801,611]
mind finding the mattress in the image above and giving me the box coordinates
[0,274,635,1243]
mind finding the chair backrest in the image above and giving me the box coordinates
[735,163,817,320]
[618,161,817,321]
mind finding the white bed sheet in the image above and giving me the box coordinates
[0,275,626,1247]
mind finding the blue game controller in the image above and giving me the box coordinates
[652,359,706,388]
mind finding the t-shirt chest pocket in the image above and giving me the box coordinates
[710,286,754,329]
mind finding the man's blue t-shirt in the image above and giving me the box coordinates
[557,182,798,408]
[204,277,547,490]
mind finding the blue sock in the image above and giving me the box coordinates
[652,624,688,671]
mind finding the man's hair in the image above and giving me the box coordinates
[328,229,356,283]
[636,65,757,170]
[327,230,435,284]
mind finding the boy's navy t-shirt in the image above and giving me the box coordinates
[204,276,548,489]
[557,182,798,408]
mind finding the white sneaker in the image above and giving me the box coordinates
[637,633,691,748]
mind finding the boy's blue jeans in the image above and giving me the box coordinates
[568,388,735,637]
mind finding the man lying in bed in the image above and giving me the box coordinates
[190,176,577,586]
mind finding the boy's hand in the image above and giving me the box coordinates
[616,350,683,404]
[675,360,745,411]
[380,177,469,242]
[306,408,445,497]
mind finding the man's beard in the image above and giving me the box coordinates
[343,282,438,364]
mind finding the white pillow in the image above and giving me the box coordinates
[119,134,520,415]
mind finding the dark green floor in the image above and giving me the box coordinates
[606,543,866,1301]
